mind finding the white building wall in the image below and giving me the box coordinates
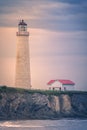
[63,85,74,91]
[49,81,63,90]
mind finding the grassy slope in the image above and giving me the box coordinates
[0,86,87,96]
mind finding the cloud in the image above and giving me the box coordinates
[51,0,87,5]
[0,0,87,31]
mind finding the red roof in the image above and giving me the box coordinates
[47,80,55,85]
[47,79,75,85]
[58,80,75,85]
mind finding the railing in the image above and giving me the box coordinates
[16,32,29,36]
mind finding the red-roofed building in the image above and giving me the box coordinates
[47,79,75,91]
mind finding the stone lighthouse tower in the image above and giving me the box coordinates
[15,20,31,89]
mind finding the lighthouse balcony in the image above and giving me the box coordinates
[16,32,29,36]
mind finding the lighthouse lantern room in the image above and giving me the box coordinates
[17,20,29,36]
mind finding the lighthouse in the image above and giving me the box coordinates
[15,20,31,89]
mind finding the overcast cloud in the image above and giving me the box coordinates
[0,0,87,31]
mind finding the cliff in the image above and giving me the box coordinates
[0,86,87,120]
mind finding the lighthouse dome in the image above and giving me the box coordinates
[18,20,27,26]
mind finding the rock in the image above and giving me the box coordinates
[0,87,87,120]
[48,96,60,112]
[60,95,72,114]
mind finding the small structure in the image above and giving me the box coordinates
[47,79,75,91]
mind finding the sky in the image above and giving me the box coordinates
[0,0,87,90]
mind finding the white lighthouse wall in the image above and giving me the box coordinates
[15,35,31,89]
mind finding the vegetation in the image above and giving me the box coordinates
[0,85,87,96]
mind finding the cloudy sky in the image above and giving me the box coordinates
[0,0,87,90]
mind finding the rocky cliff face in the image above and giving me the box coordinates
[0,88,87,120]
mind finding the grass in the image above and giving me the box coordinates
[0,85,87,96]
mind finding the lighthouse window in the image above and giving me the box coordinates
[19,25,27,32]
[21,26,25,31]
[23,27,26,31]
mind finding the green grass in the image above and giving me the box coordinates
[0,85,87,96]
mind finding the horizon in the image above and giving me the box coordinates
[0,0,87,90]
